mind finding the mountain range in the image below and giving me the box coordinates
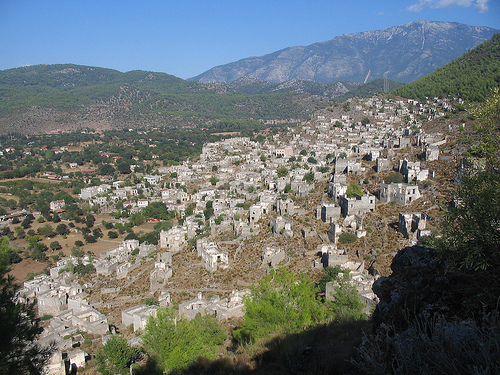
[0,20,498,135]
[191,20,498,84]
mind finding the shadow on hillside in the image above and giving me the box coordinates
[169,318,370,375]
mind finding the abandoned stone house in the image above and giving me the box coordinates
[398,212,427,240]
[122,304,159,332]
[94,239,154,276]
[143,174,162,185]
[159,226,187,252]
[179,292,219,320]
[116,262,132,279]
[37,289,68,316]
[274,146,293,158]
[339,193,375,217]
[261,246,285,268]
[270,216,293,237]
[214,290,250,320]
[276,198,295,216]
[399,159,434,181]
[328,181,347,200]
[376,158,392,172]
[331,173,347,184]
[150,252,173,292]
[379,183,421,205]
[78,184,110,200]
[233,219,253,238]
[319,202,342,223]
[293,181,313,197]
[275,177,290,192]
[335,158,363,175]
[196,239,229,272]
[249,204,263,225]
[179,291,249,320]
[314,244,349,269]
[301,227,317,240]
[95,259,118,276]
[425,146,439,161]
[328,222,342,243]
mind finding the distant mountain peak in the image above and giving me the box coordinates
[190,20,498,84]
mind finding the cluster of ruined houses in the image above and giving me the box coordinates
[22,95,456,374]
[19,235,249,374]
[19,263,107,374]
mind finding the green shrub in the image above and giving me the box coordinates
[338,232,358,244]
[234,267,327,343]
[384,173,404,184]
[143,307,226,373]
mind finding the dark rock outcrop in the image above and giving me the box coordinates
[371,245,500,333]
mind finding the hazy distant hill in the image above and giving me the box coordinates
[0,64,332,135]
[191,20,498,84]
[393,33,500,102]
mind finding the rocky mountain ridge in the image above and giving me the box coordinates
[191,20,498,84]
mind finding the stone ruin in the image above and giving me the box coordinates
[178,290,250,320]
[150,252,173,292]
[196,238,229,272]
[261,246,285,269]
[270,216,293,237]
[398,212,428,241]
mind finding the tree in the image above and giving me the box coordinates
[303,172,315,183]
[143,307,226,373]
[307,156,318,164]
[92,227,103,239]
[84,234,97,243]
[0,275,54,373]
[71,246,85,258]
[318,266,365,321]
[0,238,21,270]
[346,181,364,197]
[116,162,131,174]
[95,336,138,375]
[85,214,95,228]
[326,273,366,322]
[49,241,62,251]
[108,231,119,239]
[55,223,69,236]
[37,224,55,238]
[98,163,115,176]
[234,267,327,343]
[21,216,33,229]
[276,166,289,178]
[439,88,500,272]
[468,87,500,164]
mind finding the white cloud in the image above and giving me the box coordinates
[407,0,489,12]
[474,0,490,12]
[408,0,434,12]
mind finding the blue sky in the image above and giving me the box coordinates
[1,0,499,79]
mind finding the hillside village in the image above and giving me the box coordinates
[1,94,465,373]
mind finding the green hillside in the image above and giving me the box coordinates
[0,64,331,128]
[333,79,404,102]
[393,33,500,102]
